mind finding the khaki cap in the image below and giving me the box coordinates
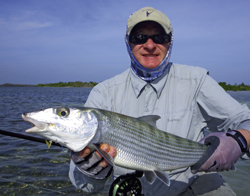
[126,7,172,36]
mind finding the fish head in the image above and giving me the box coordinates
[22,107,98,152]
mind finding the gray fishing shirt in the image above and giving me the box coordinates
[69,63,250,195]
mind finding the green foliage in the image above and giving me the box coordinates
[37,81,98,87]
[218,82,250,91]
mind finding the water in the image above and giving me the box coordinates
[0,87,100,196]
[0,87,249,195]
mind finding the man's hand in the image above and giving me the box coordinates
[79,144,117,168]
[71,144,117,180]
[191,131,243,173]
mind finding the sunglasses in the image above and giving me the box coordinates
[129,34,171,44]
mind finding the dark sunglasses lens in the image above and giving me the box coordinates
[129,34,147,44]
[153,34,171,44]
[129,34,171,44]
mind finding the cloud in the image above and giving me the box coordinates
[14,21,53,30]
[0,16,53,32]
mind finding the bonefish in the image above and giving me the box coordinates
[22,106,208,186]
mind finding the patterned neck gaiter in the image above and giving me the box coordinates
[125,33,173,83]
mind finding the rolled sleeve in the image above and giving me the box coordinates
[197,75,250,132]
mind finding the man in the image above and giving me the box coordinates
[69,7,250,195]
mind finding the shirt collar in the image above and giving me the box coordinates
[130,63,171,98]
[130,68,147,98]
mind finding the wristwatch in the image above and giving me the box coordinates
[226,130,248,153]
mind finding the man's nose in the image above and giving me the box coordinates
[143,38,156,50]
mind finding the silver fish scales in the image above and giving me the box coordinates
[22,106,208,186]
[90,108,208,171]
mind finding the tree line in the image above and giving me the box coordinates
[218,82,250,91]
[37,81,250,91]
[37,81,98,87]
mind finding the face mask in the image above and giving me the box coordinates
[125,33,173,83]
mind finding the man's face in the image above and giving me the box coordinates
[129,21,170,69]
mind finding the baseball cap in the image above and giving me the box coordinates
[126,7,172,36]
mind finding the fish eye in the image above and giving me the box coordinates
[56,107,70,117]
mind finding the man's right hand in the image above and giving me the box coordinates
[71,144,117,179]
[78,144,117,168]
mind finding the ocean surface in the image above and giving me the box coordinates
[0,87,249,195]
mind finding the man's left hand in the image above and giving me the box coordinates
[191,131,242,173]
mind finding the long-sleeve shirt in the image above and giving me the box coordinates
[69,63,250,196]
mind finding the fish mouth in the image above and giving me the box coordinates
[22,114,48,133]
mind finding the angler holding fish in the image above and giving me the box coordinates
[23,7,250,196]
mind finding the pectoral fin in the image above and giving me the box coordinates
[144,170,170,186]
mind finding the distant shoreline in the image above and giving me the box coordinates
[0,81,98,88]
[0,83,37,87]
[1,82,250,91]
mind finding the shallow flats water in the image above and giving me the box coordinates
[0,87,249,195]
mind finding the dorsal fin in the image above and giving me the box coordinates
[137,115,161,127]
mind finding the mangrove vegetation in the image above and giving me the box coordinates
[218,82,250,91]
[37,81,98,87]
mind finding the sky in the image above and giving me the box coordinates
[0,0,250,85]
